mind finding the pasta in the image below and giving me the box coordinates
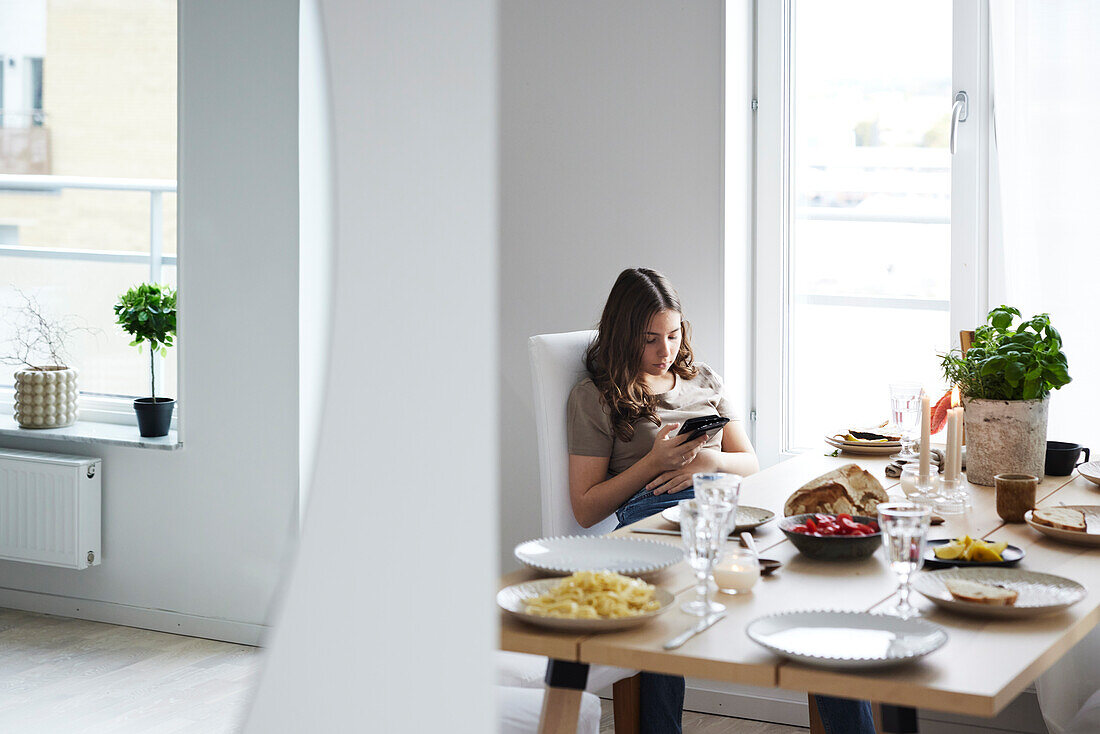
[523,571,662,619]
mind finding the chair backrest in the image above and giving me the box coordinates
[528,330,618,537]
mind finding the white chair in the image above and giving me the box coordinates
[498,685,602,734]
[524,330,641,732]
[528,330,616,537]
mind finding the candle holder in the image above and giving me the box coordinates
[933,475,969,515]
[900,463,937,506]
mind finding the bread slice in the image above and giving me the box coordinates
[944,579,1018,606]
[1032,508,1087,532]
[784,464,888,517]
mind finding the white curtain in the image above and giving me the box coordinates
[989,0,1100,445]
[990,4,1100,732]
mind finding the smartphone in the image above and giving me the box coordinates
[676,415,730,441]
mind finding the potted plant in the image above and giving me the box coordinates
[115,283,177,437]
[2,290,86,429]
[941,306,1072,485]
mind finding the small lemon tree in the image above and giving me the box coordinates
[114,283,176,402]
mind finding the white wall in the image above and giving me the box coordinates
[0,0,300,644]
[298,0,333,520]
[499,0,726,567]
[244,0,497,730]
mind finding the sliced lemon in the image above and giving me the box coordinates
[934,542,965,560]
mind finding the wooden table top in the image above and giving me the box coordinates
[499,452,1099,717]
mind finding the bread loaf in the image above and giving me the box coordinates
[944,579,1018,606]
[783,464,888,517]
[1032,508,1087,532]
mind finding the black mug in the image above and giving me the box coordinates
[1045,441,1090,476]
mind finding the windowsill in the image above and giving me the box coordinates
[0,418,181,451]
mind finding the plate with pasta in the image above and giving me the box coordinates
[498,571,675,632]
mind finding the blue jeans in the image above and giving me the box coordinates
[613,488,875,734]
[815,695,876,734]
[614,486,694,530]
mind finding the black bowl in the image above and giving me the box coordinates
[779,514,882,561]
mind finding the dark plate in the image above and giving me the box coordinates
[923,539,1025,568]
[779,514,882,561]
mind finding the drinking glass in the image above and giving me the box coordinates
[679,498,733,616]
[693,473,742,536]
[878,502,932,619]
[889,383,924,462]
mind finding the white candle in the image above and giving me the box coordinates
[714,559,759,594]
[944,408,958,482]
[919,394,931,482]
[954,406,965,482]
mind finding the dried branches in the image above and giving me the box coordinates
[1,289,96,370]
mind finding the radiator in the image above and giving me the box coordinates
[0,448,101,570]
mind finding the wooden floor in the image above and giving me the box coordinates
[0,607,809,733]
[0,608,261,733]
[599,699,808,733]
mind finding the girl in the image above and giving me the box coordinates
[566,268,873,734]
[568,268,757,531]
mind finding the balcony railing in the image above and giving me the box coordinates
[0,174,178,417]
[0,173,177,282]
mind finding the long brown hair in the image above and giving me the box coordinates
[585,268,697,442]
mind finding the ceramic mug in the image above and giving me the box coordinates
[1045,441,1090,477]
[994,473,1039,523]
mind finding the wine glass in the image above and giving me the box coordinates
[693,473,742,536]
[878,502,931,619]
[889,383,924,462]
[679,498,733,616]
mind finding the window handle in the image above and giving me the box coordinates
[949,91,968,155]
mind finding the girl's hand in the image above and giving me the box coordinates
[647,423,708,474]
[648,449,722,495]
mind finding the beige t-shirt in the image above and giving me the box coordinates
[567,363,738,478]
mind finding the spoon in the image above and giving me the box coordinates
[741,531,782,576]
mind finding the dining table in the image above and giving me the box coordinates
[498,451,1100,733]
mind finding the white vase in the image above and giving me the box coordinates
[963,395,1049,486]
[13,366,79,429]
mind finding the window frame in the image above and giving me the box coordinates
[751,0,991,467]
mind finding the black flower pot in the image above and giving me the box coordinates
[134,398,175,437]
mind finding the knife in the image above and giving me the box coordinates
[663,611,727,650]
[632,528,747,544]
[631,528,682,537]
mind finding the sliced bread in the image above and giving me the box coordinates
[1032,508,1087,533]
[784,464,888,517]
[944,579,1019,606]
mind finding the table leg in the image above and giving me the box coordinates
[537,659,590,734]
[880,704,919,733]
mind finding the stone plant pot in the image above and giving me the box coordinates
[13,366,79,429]
[963,395,1049,486]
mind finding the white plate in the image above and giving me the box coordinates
[746,610,947,669]
[913,567,1086,618]
[826,431,901,447]
[1025,506,1100,547]
[661,504,776,532]
[1077,461,1100,487]
[824,436,900,456]
[497,577,674,633]
[514,536,683,577]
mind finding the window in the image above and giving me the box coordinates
[0,1,177,424]
[753,1,987,463]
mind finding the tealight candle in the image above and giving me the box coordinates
[713,549,759,595]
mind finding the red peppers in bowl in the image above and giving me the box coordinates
[788,513,879,537]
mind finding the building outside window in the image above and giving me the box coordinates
[0,0,177,424]
[753,0,986,463]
